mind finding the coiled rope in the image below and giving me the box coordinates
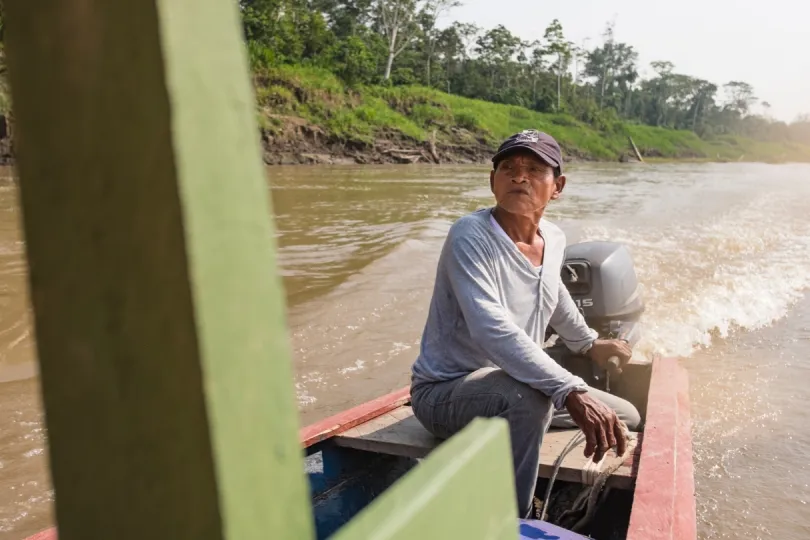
[538,422,637,532]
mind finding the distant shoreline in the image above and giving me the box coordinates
[257,129,797,168]
[252,67,810,168]
[0,130,798,169]
[0,135,796,169]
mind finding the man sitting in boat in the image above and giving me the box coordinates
[410,129,641,519]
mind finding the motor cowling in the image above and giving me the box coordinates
[561,241,644,344]
[545,241,645,390]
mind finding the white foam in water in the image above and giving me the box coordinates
[338,360,366,375]
[295,383,317,406]
[582,190,810,359]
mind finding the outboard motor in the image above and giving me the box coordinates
[545,241,645,391]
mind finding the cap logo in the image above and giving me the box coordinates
[516,130,541,143]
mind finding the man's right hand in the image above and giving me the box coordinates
[564,390,627,463]
[587,338,632,374]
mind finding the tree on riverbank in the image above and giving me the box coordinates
[236,0,810,147]
[0,1,807,157]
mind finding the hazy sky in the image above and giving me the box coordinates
[444,0,809,122]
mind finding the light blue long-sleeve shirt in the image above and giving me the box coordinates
[411,207,597,410]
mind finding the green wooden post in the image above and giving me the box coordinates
[4,1,312,538]
[4,1,520,539]
[333,418,519,540]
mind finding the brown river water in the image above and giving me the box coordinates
[1,162,810,539]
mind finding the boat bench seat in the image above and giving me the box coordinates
[333,405,641,490]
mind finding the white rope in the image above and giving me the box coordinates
[570,432,638,532]
[580,451,607,485]
[539,422,637,529]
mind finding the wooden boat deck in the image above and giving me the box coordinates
[332,405,641,490]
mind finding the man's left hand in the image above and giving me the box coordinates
[587,339,632,374]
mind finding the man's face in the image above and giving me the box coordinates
[490,150,566,215]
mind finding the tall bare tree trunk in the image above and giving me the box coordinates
[425,53,431,86]
[557,55,562,110]
[600,66,608,109]
[692,94,703,131]
[384,25,398,80]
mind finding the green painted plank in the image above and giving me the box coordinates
[153,1,313,538]
[332,417,519,540]
[3,1,312,539]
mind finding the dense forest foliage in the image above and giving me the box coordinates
[239,0,810,145]
[0,2,807,160]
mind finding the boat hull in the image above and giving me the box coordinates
[24,357,694,540]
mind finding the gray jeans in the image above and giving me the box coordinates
[410,367,641,519]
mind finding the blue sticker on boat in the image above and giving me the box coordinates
[519,523,560,539]
[518,519,588,540]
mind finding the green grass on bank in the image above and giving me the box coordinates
[255,65,810,163]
